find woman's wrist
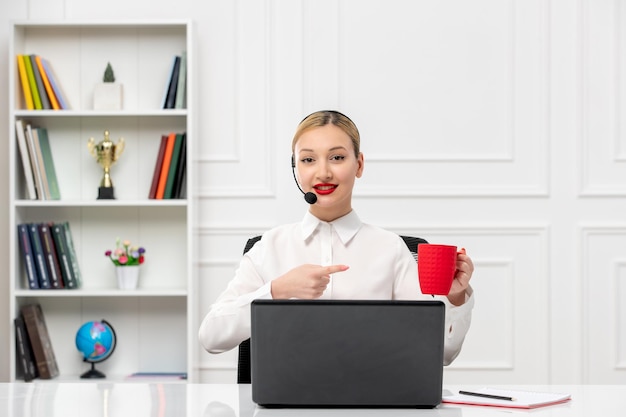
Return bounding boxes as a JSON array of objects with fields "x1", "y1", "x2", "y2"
[
  {"x1": 270, "y1": 277, "x2": 288, "y2": 299},
  {"x1": 446, "y1": 291, "x2": 466, "y2": 306}
]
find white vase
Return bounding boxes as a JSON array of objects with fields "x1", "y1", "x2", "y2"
[{"x1": 116, "y1": 266, "x2": 140, "y2": 290}]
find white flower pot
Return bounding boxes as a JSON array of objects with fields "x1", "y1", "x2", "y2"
[
  {"x1": 116, "y1": 265, "x2": 139, "y2": 290},
  {"x1": 94, "y1": 83, "x2": 123, "y2": 110}
]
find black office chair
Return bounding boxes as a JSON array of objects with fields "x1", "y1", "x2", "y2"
[
  {"x1": 236, "y1": 234, "x2": 427, "y2": 383},
  {"x1": 236, "y1": 236, "x2": 262, "y2": 384}
]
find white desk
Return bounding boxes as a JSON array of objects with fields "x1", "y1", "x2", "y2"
[{"x1": 1, "y1": 383, "x2": 624, "y2": 416}]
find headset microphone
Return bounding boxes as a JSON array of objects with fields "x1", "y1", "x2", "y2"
[{"x1": 291, "y1": 156, "x2": 317, "y2": 204}]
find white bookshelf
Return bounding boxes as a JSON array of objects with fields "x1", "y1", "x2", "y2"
[{"x1": 8, "y1": 21, "x2": 195, "y2": 382}]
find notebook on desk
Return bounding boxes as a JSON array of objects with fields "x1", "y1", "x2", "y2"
[{"x1": 250, "y1": 299, "x2": 445, "y2": 408}]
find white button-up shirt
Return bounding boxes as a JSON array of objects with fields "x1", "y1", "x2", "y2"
[{"x1": 199, "y1": 210, "x2": 474, "y2": 365}]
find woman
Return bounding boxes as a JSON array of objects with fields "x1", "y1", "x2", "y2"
[{"x1": 199, "y1": 110, "x2": 474, "y2": 365}]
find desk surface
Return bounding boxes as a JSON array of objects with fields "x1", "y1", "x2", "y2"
[{"x1": 1, "y1": 383, "x2": 624, "y2": 417}]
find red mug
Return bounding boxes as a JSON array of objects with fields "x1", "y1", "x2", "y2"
[{"x1": 417, "y1": 244, "x2": 458, "y2": 296}]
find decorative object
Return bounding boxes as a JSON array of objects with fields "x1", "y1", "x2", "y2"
[
  {"x1": 93, "y1": 62, "x2": 123, "y2": 110},
  {"x1": 105, "y1": 238, "x2": 146, "y2": 266},
  {"x1": 75, "y1": 320, "x2": 117, "y2": 378},
  {"x1": 88, "y1": 130, "x2": 125, "y2": 199},
  {"x1": 116, "y1": 265, "x2": 140, "y2": 290},
  {"x1": 105, "y1": 238, "x2": 146, "y2": 289}
]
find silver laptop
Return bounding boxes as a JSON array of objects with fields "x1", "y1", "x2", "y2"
[{"x1": 250, "y1": 299, "x2": 445, "y2": 408}]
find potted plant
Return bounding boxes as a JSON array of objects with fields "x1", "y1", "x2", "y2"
[
  {"x1": 94, "y1": 62, "x2": 123, "y2": 110},
  {"x1": 105, "y1": 238, "x2": 146, "y2": 289}
]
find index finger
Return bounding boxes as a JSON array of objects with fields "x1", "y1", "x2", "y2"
[{"x1": 324, "y1": 264, "x2": 350, "y2": 274}]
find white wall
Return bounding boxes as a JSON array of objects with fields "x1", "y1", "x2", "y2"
[{"x1": 2, "y1": 0, "x2": 626, "y2": 385}]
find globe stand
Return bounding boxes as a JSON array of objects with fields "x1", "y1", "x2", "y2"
[{"x1": 80, "y1": 361, "x2": 106, "y2": 379}]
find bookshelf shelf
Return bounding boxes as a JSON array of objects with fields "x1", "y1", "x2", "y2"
[
  {"x1": 14, "y1": 289, "x2": 188, "y2": 298},
  {"x1": 14, "y1": 199, "x2": 188, "y2": 207},
  {"x1": 14, "y1": 110, "x2": 189, "y2": 118},
  {"x1": 8, "y1": 21, "x2": 194, "y2": 382}
]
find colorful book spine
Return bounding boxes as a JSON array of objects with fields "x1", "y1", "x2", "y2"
[
  {"x1": 14, "y1": 315, "x2": 38, "y2": 381},
  {"x1": 61, "y1": 221, "x2": 82, "y2": 288},
  {"x1": 50, "y1": 222, "x2": 78, "y2": 289},
  {"x1": 38, "y1": 223, "x2": 64, "y2": 289},
  {"x1": 15, "y1": 119, "x2": 37, "y2": 200},
  {"x1": 23, "y1": 55, "x2": 42, "y2": 110},
  {"x1": 25, "y1": 123, "x2": 45, "y2": 200},
  {"x1": 35, "y1": 128, "x2": 61, "y2": 200},
  {"x1": 28, "y1": 223, "x2": 51, "y2": 289},
  {"x1": 163, "y1": 55, "x2": 181, "y2": 109},
  {"x1": 161, "y1": 55, "x2": 178, "y2": 109},
  {"x1": 16, "y1": 55, "x2": 34, "y2": 110},
  {"x1": 164, "y1": 133, "x2": 184, "y2": 199},
  {"x1": 29, "y1": 55, "x2": 51, "y2": 110},
  {"x1": 34, "y1": 55, "x2": 60, "y2": 110},
  {"x1": 149, "y1": 135, "x2": 168, "y2": 199},
  {"x1": 171, "y1": 133, "x2": 187, "y2": 199},
  {"x1": 156, "y1": 132, "x2": 176, "y2": 199},
  {"x1": 20, "y1": 304, "x2": 59, "y2": 379},
  {"x1": 174, "y1": 51, "x2": 187, "y2": 109},
  {"x1": 177, "y1": 170, "x2": 187, "y2": 199},
  {"x1": 30, "y1": 127, "x2": 51, "y2": 199},
  {"x1": 17, "y1": 224, "x2": 39, "y2": 289},
  {"x1": 40, "y1": 58, "x2": 69, "y2": 110}
]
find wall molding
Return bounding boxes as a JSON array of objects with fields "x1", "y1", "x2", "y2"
[
  {"x1": 579, "y1": 0, "x2": 626, "y2": 196},
  {"x1": 580, "y1": 225, "x2": 626, "y2": 382}
]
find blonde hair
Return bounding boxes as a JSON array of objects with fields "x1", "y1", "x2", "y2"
[{"x1": 291, "y1": 110, "x2": 360, "y2": 158}]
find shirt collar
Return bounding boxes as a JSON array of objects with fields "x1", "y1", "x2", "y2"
[{"x1": 301, "y1": 210, "x2": 362, "y2": 244}]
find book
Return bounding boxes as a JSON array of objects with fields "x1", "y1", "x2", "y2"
[
  {"x1": 171, "y1": 133, "x2": 187, "y2": 198},
  {"x1": 164, "y1": 133, "x2": 184, "y2": 199},
  {"x1": 20, "y1": 304, "x2": 59, "y2": 379},
  {"x1": 34, "y1": 55, "x2": 60, "y2": 110},
  {"x1": 27, "y1": 223, "x2": 51, "y2": 289},
  {"x1": 50, "y1": 222, "x2": 79, "y2": 289},
  {"x1": 442, "y1": 388, "x2": 572, "y2": 409},
  {"x1": 29, "y1": 55, "x2": 51, "y2": 110},
  {"x1": 15, "y1": 120, "x2": 37, "y2": 200},
  {"x1": 38, "y1": 223, "x2": 64, "y2": 289},
  {"x1": 148, "y1": 135, "x2": 168, "y2": 199},
  {"x1": 17, "y1": 224, "x2": 39, "y2": 289},
  {"x1": 40, "y1": 58, "x2": 69, "y2": 110},
  {"x1": 16, "y1": 55, "x2": 34, "y2": 110},
  {"x1": 24, "y1": 123, "x2": 46, "y2": 200},
  {"x1": 155, "y1": 132, "x2": 177, "y2": 199},
  {"x1": 61, "y1": 221, "x2": 82, "y2": 288},
  {"x1": 35, "y1": 128, "x2": 61, "y2": 200},
  {"x1": 174, "y1": 51, "x2": 187, "y2": 109},
  {"x1": 14, "y1": 315, "x2": 38, "y2": 381},
  {"x1": 160, "y1": 56, "x2": 174, "y2": 108},
  {"x1": 178, "y1": 169, "x2": 187, "y2": 199},
  {"x1": 163, "y1": 55, "x2": 181, "y2": 109},
  {"x1": 30, "y1": 127, "x2": 51, "y2": 199},
  {"x1": 23, "y1": 55, "x2": 42, "y2": 110}
]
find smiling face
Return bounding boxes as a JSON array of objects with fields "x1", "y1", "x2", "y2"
[{"x1": 294, "y1": 123, "x2": 364, "y2": 222}]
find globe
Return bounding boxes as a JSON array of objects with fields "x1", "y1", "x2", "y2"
[{"x1": 75, "y1": 320, "x2": 117, "y2": 378}]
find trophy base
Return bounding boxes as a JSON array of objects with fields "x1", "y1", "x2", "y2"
[{"x1": 97, "y1": 187, "x2": 115, "y2": 200}]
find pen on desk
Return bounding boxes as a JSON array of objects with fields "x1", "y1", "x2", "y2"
[{"x1": 458, "y1": 390, "x2": 516, "y2": 401}]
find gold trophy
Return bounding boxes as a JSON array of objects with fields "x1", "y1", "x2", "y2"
[{"x1": 87, "y1": 130, "x2": 125, "y2": 199}]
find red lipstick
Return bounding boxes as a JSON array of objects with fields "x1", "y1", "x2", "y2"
[{"x1": 313, "y1": 183, "x2": 337, "y2": 195}]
